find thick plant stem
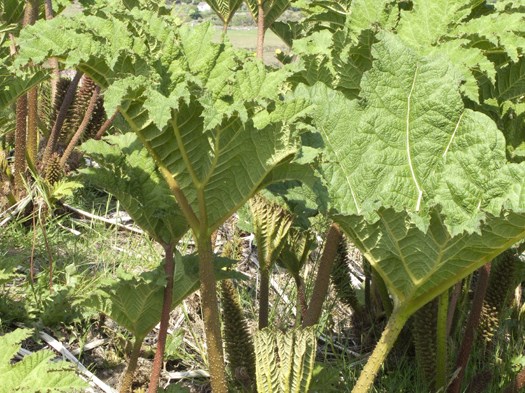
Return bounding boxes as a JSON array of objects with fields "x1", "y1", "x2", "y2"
[
  {"x1": 198, "y1": 236, "x2": 228, "y2": 393},
  {"x1": 436, "y1": 290, "x2": 449, "y2": 392},
  {"x1": 256, "y1": 1, "x2": 265, "y2": 59},
  {"x1": 147, "y1": 244, "x2": 175, "y2": 393},
  {"x1": 351, "y1": 307, "x2": 408, "y2": 393},
  {"x1": 24, "y1": 1, "x2": 39, "y2": 167},
  {"x1": 26, "y1": 86, "x2": 38, "y2": 166},
  {"x1": 120, "y1": 338, "x2": 143, "y2": 393},
  {"x1": 303, "y1": 224, "x2": 342, "y2": 327},
  {"x1": 59, "y1": 86, "x2": 100, "y2": 168},
  {"x1": 94, "y1": 111, "x2": 117, "y2": 140},
  {"x1": 447, "y1": 264, "x2": 491, "y2": 393},
  {"x1": 14, "y1": 93, "x2": 28, "y2": 196},
  {"x1": 258, "y1": 269, "x2": 270, "y2": 329}
]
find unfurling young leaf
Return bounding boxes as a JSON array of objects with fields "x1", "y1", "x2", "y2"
[{"x1": 254, "y1": 327, "x2": 317, "y2": 393}]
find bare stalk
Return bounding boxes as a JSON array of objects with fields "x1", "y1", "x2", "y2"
[
  {"x1": 94, "y1": 111, "x2": 117, "y2": 140},
  {"x1": 148, "y1": 244, "x2": 176, "y2": 393},
  {"x1": 447, "y1": 264, "x2": 491, "y2": 393},
  {"x1": 302, "y1": 224, "x2": 342, "y2": 327},
  {"x1": 59, "y1": 86, "x2": 100, "y2": 168},
  {"x1": 256, "y1": 0, "x2": 265, "y2": 60}
]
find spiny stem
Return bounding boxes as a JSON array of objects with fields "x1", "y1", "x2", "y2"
[
  {"x1": 120, "y1": 338, "x2": 143, "y2": 393},
  {"x1": 94, "y1": 111, "x2": 117, "y2": 140},
  {"x1": 256, "y1": 0, "x2": 265, "y2": 60},
  {"x1": 59, "y1": 85, "x2": 100, "y2": 168},
  {"x1": 198, "y1": 236, "x2": 228, "y2": 393},
  {"x1": 351, "y1": 307, "x2": 409, "y2": 393}
]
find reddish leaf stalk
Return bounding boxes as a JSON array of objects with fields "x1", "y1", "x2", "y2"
[
  {"x1": 447, "y1": 264, "x2": 492, "y2": 393},
  {"x1": 14, "y1": 93, "x2": 28, "y2": 196},
  {"x1": 42, "y1": 72, "x2": 82, "y2": 168},
  {"x1": 59, "y1": 86, "x2": 100, "y2": 168},
  {"x1": 94, "y1": 111, "x2": 118, "y2": 140},
  {"x1": 302, "y1": 224, "x2": 342, "y2": 327},
  {"x1": 258, "y1": 269, "x2": 270, "y2": 329},
  {"x1": 147, "y1": 244, "x2": 175, "y2": 393}
]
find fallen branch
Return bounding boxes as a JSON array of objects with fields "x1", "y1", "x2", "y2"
[
  {"x1": 70, "y1": 338, "x2": 108, "y2": 356},
  {"x1": 62, "y1": 203, "x2": 144, "y2": 235},
  {"x1": 166, "y1": 370, "x2": 210, "y2": 380}
]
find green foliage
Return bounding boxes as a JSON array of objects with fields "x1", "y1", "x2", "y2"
[
  {"x1": 16, "y1": 5, "x2": 307, "y2": 235},
  {"x1": 302, "y1": 32, "x2": 525, "y2": 317},
  {"x1": 250, "y1": 193, "x2": 294, "y2": 271},
  {"x1": 278, "y1": 226, "x2": 314, "y2": 279},
  {"x1": 80, "y1": 133, "x2": 189, "y2": 245},
  {"x1": 254, "y1": 327, "x2": 317, "y2": 393},
  {"x1": 85, "y1": 251, "x2": 242, "y2": 342},
  {"x1": 0, "y1": 328, "x2": 87, "y2": 393}
]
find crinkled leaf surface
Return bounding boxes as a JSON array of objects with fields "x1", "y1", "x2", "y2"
[
  {"x1": 17, "y1": 10, "x2": 301, "y2": 234},
  {"x1": 79, "y1": 133, "x2": 188, "y2": 245},
  {"x1": 303, "y1": 33, "x2": 525, "y2": 313}
]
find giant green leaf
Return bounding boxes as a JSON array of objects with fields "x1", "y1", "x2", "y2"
[
  {"x1": 79, "y1": 133, "x2": 189, "y2": 245},
  {"x1": 17, "y1": 12, "x2": 301, "y2": 234},
  {"x1": 302, "y1": 32, "x2": 525, "y2": 391}
]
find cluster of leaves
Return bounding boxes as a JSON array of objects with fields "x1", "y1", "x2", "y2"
[{"x1": 3, "y1": 0, "x2": 525, "y2": 392}]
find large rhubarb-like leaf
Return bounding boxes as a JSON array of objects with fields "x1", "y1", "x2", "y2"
[
  {"x1": 16, "y1": 10, "x2": 302, "y2": 234},
  {"x1": 304, "y1": 32, "x2": 525, "y2": 314},
  {"x1": 302, "y1": 31, "x2": 525, "y2": 392}
]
